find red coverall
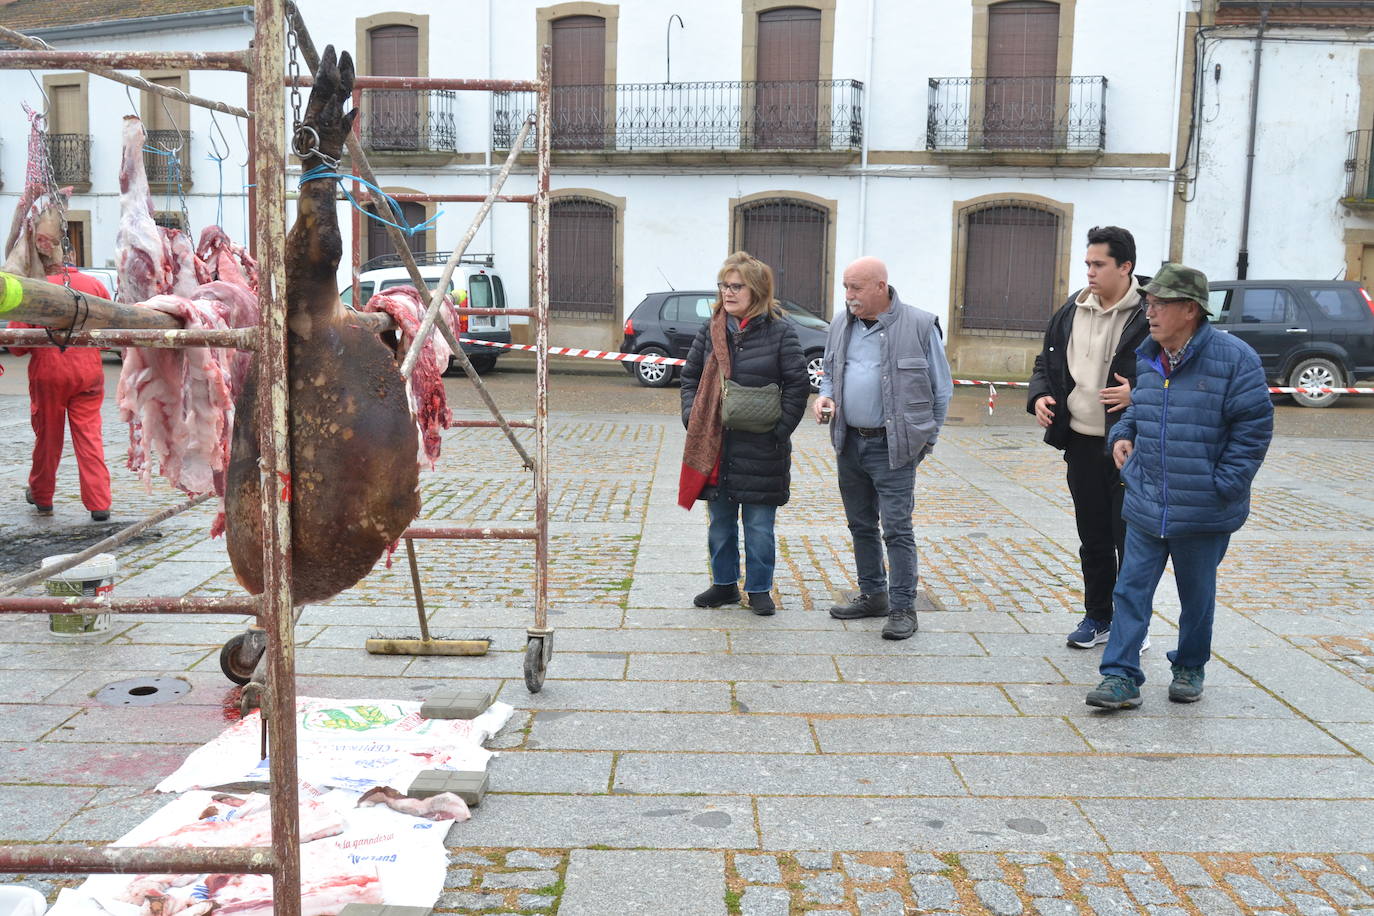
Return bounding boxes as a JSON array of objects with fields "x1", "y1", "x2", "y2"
[{"x1": 9, "y1": 269, "x2": 113, "y2": 512}]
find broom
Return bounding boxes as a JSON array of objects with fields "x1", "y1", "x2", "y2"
[{"x1": 364, "y1": 538, "x2": 491, "y2": 656}]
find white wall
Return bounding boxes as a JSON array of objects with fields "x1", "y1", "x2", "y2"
[{"x1": 1184, "y1": 30, "x2": 1374, "y2": 282}]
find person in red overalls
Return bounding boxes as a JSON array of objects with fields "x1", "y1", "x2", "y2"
[{"x1": 9, "y1": 227, "x2": 113, "y2": 521}]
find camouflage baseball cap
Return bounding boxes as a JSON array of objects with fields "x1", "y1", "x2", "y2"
[{"x1": 1143, "y1": 263, "x2": 1211, "y2": 311}]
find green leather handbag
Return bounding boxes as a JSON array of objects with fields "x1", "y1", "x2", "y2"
[{"x1": 720, "y1": 372, "x2": 782, "y2": 434}]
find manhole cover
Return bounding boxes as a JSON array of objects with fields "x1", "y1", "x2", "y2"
[{"x1": 96, "y1": 676, "x2": 190, "y2": 706}]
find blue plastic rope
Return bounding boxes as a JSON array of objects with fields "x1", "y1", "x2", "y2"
[{"x1": 298, "y1": 166, "x2": 442, "y2": 237}]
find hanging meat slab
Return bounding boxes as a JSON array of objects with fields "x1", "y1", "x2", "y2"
[{"x1": 224, "y1": 47, "x2": 420, "y2": 605}]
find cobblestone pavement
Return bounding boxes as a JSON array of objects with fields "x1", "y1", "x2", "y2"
[{"x1": 1, "y1": 365, "x2": 1373, "y2": 915}]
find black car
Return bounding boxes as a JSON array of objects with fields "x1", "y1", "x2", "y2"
[
  {"x1": 621, "y1": 290, "x2": 829, "y2": 392},
  {"x1": 1207, "y1": 280, "x2": 1374, "y2": 407}
]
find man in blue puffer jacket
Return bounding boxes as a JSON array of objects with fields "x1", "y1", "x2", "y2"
[{"x1": 1086, "y1": 264, "x2": 1273, "y2": 710}]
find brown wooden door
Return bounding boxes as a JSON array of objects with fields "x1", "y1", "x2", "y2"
[
  {"x1": 367, "y1": 200, "x2": 426, "y2": 262},
  {"x1": 552, "y1": 16, "x2": 606, "y2": 150},
  {"x1": 985, "y1": 0, "x2": 1058, "y2": 149},
  {"x1": 739, "y1": 199, "x2": 826, "y2": 316},
  {"x1": 962, "y1": 203, "x2": 1058, "y2": 331},
  {"x1": 550, "y1": 198, "x2": 615, "y2": 316},
  {"x1": 755, "y1": 7, "x2": 820, "y2": 149},
  {"x1": 369, "y1": 25, "x2": 420, "y2": 150}
]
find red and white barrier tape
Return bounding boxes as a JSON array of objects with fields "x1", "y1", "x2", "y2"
[{"x1": 458, "y1": 339, "x2": 1374, "y2": 413}]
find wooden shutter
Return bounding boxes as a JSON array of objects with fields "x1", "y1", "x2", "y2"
[
  {"x1": 369, "y1": 26, "x2": 420, "y2": 150},
  {"x1": 551, "y1": 16, "x2": 606, "y2": 150},
  {"x1": 550, "y1": 197, "x2": 615, "y2": 316},
  {"x1": 50, "y1": 84, "x2": 82, "y2": 134},
  {"x1": 367, "y1": 201, "x2": 426, "y2": 262},
  {"x1": 755, "y1": 7, "x2": 820, "y2": 148},
  {"x1": 739, "y1": 199, "x2": 827, "y2": 317},
  {"x1": 985, "y1": 0, "x2": 1059, "y2": 148},
  {"x1": 962, "y1": 203, "x2": 1058, "y2": 331}
]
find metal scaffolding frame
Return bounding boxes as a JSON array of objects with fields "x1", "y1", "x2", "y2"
[{"x1": 0, "y1": 0, "x2": 553, "y2": 910}]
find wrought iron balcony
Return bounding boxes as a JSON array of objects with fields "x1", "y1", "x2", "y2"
[
  {"x1": 47, "y1": 133, "x2": 91, "y2": 185},
  {"x1": 927, "y1": 76, "x2": 1106, "y2": 152},
  {"x1": 1344, "y1": 129, "x2": 1374, "y2": 206},
  {"x1": 358, "y1": 89, "x2": 458, "y2": 153},
  {"x1": 143, "y1": 130, "x2": 193, "y2": 185},
  {"x1": 493, "y1": 79, "x2": 864, "y2": 153}
]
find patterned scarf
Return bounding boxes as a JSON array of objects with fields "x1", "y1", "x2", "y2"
[{"x1": 677, "y1": 308, "x2": 732, "y2": 509}]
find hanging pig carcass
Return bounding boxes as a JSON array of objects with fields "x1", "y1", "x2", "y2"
[{"x1": 224, "y1": 47, "x2": 421, "y2": 605}]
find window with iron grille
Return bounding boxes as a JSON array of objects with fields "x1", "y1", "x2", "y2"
[
  {"x1": 153, "y1": 211, "x2": 186, "y2": 230},
  {"x1": 960, "y1": 201, "x2": 1062, "y2": 333},
  {"x1": 365, "y1": 200, "x2": 427, "y2": 263},
  {"x1": 736, "y1": 197, "x2": 829, "y2": 317},
  {"x1": 550, "y1": 196, "x2": 616, "y2": 318}
]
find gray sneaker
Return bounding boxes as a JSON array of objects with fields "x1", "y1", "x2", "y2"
[
  {"x1": 829, "y1": 592, "x2": 889, "y2": 620},
  {"x1": 1086, "y1": 675, "x2": 1142, "y2": 710},
  {"x1": 1168, "y1": 664, "x2": 1205, "y2": 703}
]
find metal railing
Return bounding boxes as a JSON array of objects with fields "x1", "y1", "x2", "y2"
[
  {"x1": 1345, "y1": 129, "x2": 1374, "y2": 203},
  {"x1": 493, "y1": 79, "x2": 863, "y2": 152},
  {"x1": 143, "y1": 129, "x2": 192, "y2": 184},
  {"x1": 927, "y1": 75, "x2": 1106, "y2": 152},
  {"x1": 47, "y1": 132, "x2": 91, "y2": 184},
  {"x1": 358, "y1": 88, "x2": 458, "y2": 153}
]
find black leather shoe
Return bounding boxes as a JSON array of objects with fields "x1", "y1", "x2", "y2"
[
  {"x1": 829, "y1": 592, "x2": 889, "y2": 620},
  {"x1": 693, "y1": 583, "x2": 741, "y2": 608},
  {"x1": 747, "y1": 592, "x2": 776, "y2": 616},
  {"x1": 881, "y1": 608, "x2": 918, "y2": 640},
  {"x1": 90, "y1": 510, "x2": 110, "y2": 522}
]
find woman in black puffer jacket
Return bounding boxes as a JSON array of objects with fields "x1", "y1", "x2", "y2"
[{"x1": 678, "y1": 251, "x2": 809, "y2": 615}]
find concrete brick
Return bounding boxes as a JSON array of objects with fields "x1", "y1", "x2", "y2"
[
  {"x1": 976, "y1": 880, "x2": 1024, "y2": 915},
  {"x1": 734, "y1": 854, "x2": 781, "y2": 884}
]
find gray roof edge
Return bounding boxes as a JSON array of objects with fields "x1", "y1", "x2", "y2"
[{"x1": 18, "y1": 6, "x2": 254, "y2": 43}]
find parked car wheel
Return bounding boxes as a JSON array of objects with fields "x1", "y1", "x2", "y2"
[
  {"x1": 634, "y1": 347, "x2": 674, "y2": 387},
  {"x1": 1288, "y1": 356, "x2": 1343, "y2": 408},
  {"x1": 804, "y1": 350, "x2": 824, "y2": 393}
]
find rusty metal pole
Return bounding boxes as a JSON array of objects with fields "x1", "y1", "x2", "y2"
[
  {"x1": 251, "y1": 1, "x2": 301, "y2": 912},
  {"x1": 533, "y1": 45, "x2": 552, "y2": 635}
]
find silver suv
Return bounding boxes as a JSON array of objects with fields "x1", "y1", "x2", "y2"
[{"x1": 341, "y1": 253, "x2": 511, "y2": 373}]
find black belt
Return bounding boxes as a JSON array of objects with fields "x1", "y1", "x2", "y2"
[{"x1": 851, "y1": 425, "x2": 886, "y2": 438}]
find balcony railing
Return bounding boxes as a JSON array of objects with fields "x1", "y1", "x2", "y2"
[
  {"x1": 493, "y1": 79, "x2": 864, "y2": 152},
  {"x1": 927, "y1": 76, "x2": 1106, "y2": 152},
  {"x1": 1344, "y1": 129, "x2": 1374, "y2": 204},
  {"x1": 143, "y1": 130, "x2": 192, "y2": 184},
  {"x1": 47, "y1": 133, "x2": 91, "y2": 185},
  {"x1": 358, "y1": 89, "x2": 458, "y2": 153}
]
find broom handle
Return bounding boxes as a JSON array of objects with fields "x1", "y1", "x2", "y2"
[{"x1": 405, "y1": 538, "x2": 431, "y2": 642}]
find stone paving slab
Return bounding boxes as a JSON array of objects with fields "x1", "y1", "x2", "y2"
[
  {"x1": 1076, "y1": 715, "x2": 1352, "y2": 755},
  {"x1": 1003, "y1": 682, "x2": 1298, "y2": 718},
  {"x1": 526, "y1": 710, "x2": 817, "y2": 753},
  {"x1": 835, "y1": 654, "x2": 1065, "y2": 683},
  {"x1": 1081, "y1": 799, "x2": 1374, "y2": 851},
  {"x1": 558, "y1": 849, "x2": 725, "y2": 916},
  {"x1": 501, "y1": 678, "x2": 732, "y2": 712},
  {"x1": 625, "y1": 652, "x2": 840, "y2": 682},
  {"x1": 1226, "y1": 646, "x2": 1374, "y2": 723},
  {"x1": 484, "y1": 750, "x2": 613, "y2": 794},
  {"x1": 812, "y1": 715, "x2": 1089, "y2": 754},
  {"x1": 443, "y1": 795, "x2": 756, "y2": 848},
  {"x1": 612, "y1": 752, "x2": 967, "y2": 797},
  {"x1": 732, "y1": 682, "x2": 1018, "y2": 716},
  {"x1": 728, "y1": 629, "x2": 986, "y2": 656}
]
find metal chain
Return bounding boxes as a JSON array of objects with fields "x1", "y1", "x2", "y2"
[
  {"x1": 29, "y1": 106, "x2": 73, "y2": 285},
  {"x1": 287, "y1": 25, "x2": 303, "y2": 130}
]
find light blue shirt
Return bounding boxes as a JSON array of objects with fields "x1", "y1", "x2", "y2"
[{"x1": 820, "y1": 308, "x2": 952, "y2": 430}]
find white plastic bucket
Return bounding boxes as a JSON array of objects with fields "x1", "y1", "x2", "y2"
[
  {"x1": 0, "y1": 885, "x2": 47, "y2": 915},
  {"x1": 42, "y1": 552, "x2": 116, "y2": 636}
]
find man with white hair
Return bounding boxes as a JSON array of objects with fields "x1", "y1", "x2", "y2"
[{"x1": 813, "y1": 257, "x2": 952, "y2": 640}]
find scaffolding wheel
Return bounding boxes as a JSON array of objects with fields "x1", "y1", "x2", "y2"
[
  {"x1": 220, "y1": 628, "x2": 268, "y2": 686},
  {"x1": 523, "y1": 634, "x2": 550, "y2": 693}
]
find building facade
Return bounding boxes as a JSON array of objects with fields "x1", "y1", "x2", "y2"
[{"x1": 5, "y1": 1, "x2": 1368, "y2": 376}]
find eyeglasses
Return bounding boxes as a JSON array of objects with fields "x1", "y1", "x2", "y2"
[
  {"x1": 717, "y1": 282, "x2": 746, "y2": 294},
  {"x1": 1144, "y1": 297, "x2": 1187, "y2": 313}
]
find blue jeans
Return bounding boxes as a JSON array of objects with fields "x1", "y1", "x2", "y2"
[
  {"x1": 837, "y1": 432, "x2": 918, "y2": 609},
  {"x1": 1101, "y1": 524, "x2": 1231, "y2": 685},
  {"x1": 706, "y1": 497, "x2": 778, "y2": 594}
]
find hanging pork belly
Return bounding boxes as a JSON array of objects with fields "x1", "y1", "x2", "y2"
[{"x1": 224, "y1": 47, "x2": 420, "y2": 605}]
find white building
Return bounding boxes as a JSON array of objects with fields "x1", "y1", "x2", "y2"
[{"x1": 12, "y1": 1, "x2": 1365, "y2": 376}]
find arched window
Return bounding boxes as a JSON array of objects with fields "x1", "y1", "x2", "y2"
[
  {"x1": 737, "y1": 197, "x2": 828, "y2": 316},
  {"x1": 961, "y1": 201, "x2": 1061, "y2": 331},
  {"x1": 550, "y1": 196, "x2": 616, "y2": 316}
]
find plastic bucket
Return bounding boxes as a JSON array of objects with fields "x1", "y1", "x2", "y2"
[{"x1": 42, "y1": 552, "x2": 115, "y2": 636}]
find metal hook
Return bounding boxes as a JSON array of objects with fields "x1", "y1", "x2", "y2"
[
  {"x1": 125, "y1": 84, "x2": 140, "y2": 118},
  {"x1": 154, "y1": 92, "x2": 185, "y2": 152},
  {"x1": 207, "y1": 110, "x2": 231, "y2": 161},
  {"x1": 27, "y1": 70, "x2": 51, "y2": 117},
  {"x1": 233, "y1": 116, "x2": 250, "y2": 167}
]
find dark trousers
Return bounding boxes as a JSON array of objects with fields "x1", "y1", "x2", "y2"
[{"x1": 1064, "y1": 430, "x2": 1125, "y2": 623}]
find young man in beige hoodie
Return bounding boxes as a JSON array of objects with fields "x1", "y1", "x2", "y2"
[{"x1": 1027, "y1": 226, "x2": 1150, "y2": 649}]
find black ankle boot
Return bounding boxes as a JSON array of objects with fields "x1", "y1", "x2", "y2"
[
  {"x1": 693, "y1": 583, "x2": 741, "y2": 608},
  {"x1": 747, "y1": 592, "x2": 776, "y2": 616}
]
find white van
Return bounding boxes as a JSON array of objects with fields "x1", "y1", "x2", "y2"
[{"x1": 340, "y1": 252, "x2": 511, "y2": 373}]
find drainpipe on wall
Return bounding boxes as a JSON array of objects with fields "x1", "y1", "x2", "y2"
[
  {"x1": 1236, "y1": 3, "x2": 1269, "y2": 280},
  {"x1": 856, "y1": 0, "x2": 876, "y2": 257}
]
